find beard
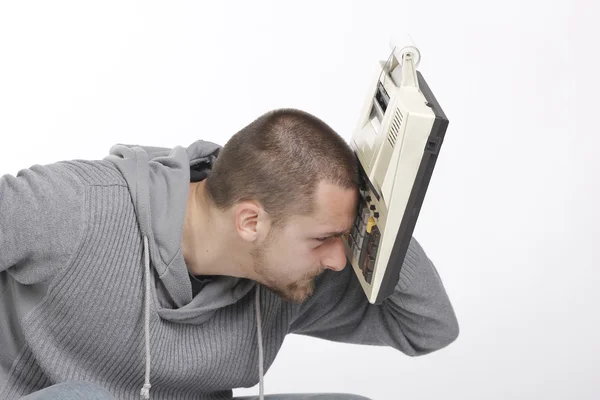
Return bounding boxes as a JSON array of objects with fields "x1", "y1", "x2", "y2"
[{"x1": 250, "y1": 240, "x2": 321, "y2": 304}]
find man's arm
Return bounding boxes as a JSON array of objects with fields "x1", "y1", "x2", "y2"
[
  {"x1": 0, "y1": 162, "x2": 85, "y2": 283},
  {"x1": 289, "y1": 236, "x2": 459, "y2": 356}
]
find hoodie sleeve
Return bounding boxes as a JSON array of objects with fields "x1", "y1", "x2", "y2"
[
  {"x1": 0, "y1": 162, "x2": 86, "y2": 284},
  {"x1": 289, "y1": 236, "x2": 459, "y2": 356}
]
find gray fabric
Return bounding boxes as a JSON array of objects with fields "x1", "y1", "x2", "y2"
[
  {"x1": 21, "y1": 381, "x2": 116, "y2": 400},
  {"x1": 0, "y1": 139, "x2": 459, "y2": 399}
]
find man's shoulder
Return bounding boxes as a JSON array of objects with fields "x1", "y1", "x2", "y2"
[
  {"x1": 57, "y1": 158, "x2": 128, "y2": 187},
  {"x1": 295, "y1": 264, "x2": 358, "y2": 309}
]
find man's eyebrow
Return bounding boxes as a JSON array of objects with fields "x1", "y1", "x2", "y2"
[{"x1": 320, "y1": 229, "x2": 350, "y2": 237}]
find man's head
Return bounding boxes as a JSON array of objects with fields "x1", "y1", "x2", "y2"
[{"x1": 203, "y1": 108, "x2": 360, "y2": 303}]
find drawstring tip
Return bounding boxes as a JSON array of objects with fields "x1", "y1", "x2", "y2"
[{"x1": 140, "y1": 383, "x2": 151, "y2": 399}]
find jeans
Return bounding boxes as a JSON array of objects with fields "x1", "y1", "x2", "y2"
[
  {"x1": 233, "y1": 395, "x2": 371, "y2": 399},
  {"x1": 20, "y1": 381, "x2": 371, "y2": 400}
]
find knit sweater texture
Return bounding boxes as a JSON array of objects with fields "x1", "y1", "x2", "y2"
[{"x1": 0, "y1": 140, "x2": 459, "y2": 399}]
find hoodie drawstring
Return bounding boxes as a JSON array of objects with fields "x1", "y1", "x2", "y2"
[
  {"x1": 141, "y1": 236, "x2": 152, "y2": 399},
  {"x1": 255, "y1": 284, "x2": 264, "y2": 400},
  {"x1": 138, "y1": 235, "x2": 264, "y2": 400}
]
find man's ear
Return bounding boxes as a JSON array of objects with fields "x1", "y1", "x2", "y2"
[{"x1": 234, "y1": 201, "x2": 270, "y2": 243}]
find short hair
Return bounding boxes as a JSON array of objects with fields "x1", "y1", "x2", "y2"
[{"x1": 204, "y1": 108, "x2": 360, "y2": 228}]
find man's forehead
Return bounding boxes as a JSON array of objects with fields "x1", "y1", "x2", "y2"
[
  {"x1": 313, "y1": 199, "x2": 356, "y2": 222},
  {"x1": 311, "y1": 183, "x2": 358, "y2": 227}
]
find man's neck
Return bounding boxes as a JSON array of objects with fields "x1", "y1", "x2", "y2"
[{"x1": 182, "y1": 181, "x2": 252, "y2": 280}]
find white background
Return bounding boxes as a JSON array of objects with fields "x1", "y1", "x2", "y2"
[{"x1": 1, "y1": 1, "x2": 598, "y2": 399}]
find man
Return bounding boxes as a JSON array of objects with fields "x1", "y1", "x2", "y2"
[{"x1": 0, "y1": 108, "x2": 459, "y2": 400}]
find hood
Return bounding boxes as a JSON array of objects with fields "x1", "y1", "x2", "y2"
[
  {"x1": 104, "y1": 139, "x2": 256, "y2": 323},
  {"x1": 104, "y1": 140, "x2": 266, "y2": 400}
]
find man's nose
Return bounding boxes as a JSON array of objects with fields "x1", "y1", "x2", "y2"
[{"x1": 322, "y1": 237, "x2": 347, "y2": 272}]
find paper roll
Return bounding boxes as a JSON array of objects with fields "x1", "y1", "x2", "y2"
[{"x1": 389, "y1": 34, "x2": 421, "y2": 67}]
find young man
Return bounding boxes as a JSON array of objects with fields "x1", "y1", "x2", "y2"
[{"x1": 0, "y1": 109, "x2": 459, "y2": 400}]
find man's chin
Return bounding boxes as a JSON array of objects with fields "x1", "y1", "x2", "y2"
[{"x1": 271, "y1": 279, "x2": 315, "y2": 304}]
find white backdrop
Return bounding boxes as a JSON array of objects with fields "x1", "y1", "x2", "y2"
[{"x1": 1, "y1": 1, "x2": 598, "y2": 399}]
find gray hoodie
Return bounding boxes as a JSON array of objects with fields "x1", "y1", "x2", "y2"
[{"x1": 0, "y1": 139, "x2": 459, "y2": 399}]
